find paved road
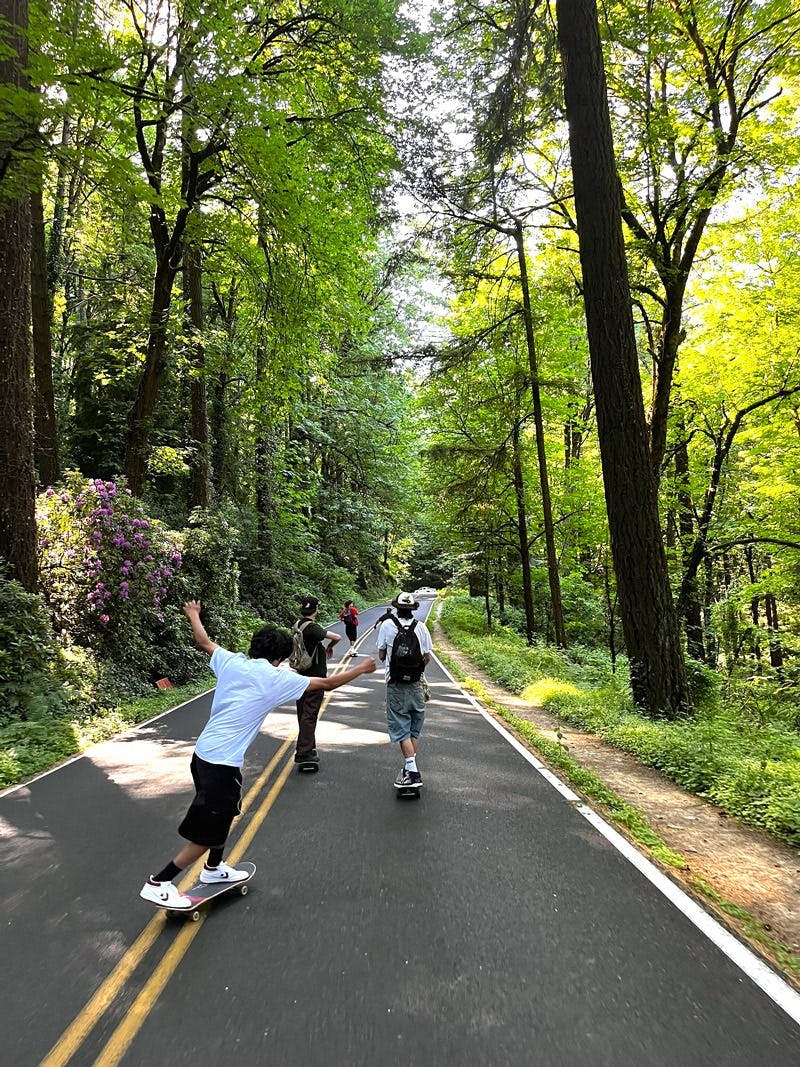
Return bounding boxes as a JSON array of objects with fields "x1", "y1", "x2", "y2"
[{"x1": 1, "y1": 600, "x2": 799, "y2": 1065}]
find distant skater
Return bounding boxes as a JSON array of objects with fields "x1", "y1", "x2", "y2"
[
  {"x1": 291, "y1": 595, "x2": 341, "y2": 769},
  {"x1": 339, "y1": 600, "x2": 359, "y2": 656},
  {"x1": 140, "y1": 600, "x2": 375, "y2": 908},
  {"x1": 376, "y1": 592, "x2": 432, "y2": 789}
]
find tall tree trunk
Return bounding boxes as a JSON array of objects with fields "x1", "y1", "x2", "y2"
[
  {"x1": 47, "y1": 109, "x2": 73, "y2": 300},
  {"x1": 483, "y1": 551, "x2": 493, "y2": 632},
  {"x1": 764, "y1": 593, "x2": 784, "y2": 677},
  {"x1": 603, "y1": 553, "x2": 617, "y2": 671},
  {"x1": 0, "y1": 0, "x2": 38, "y2": 590},
  {"x1": 649, "y1": 290, "x2": 685, "y2": 476},
  {"x1": 210, "y1": 368, "x2": 230, "y2": 498},
  {"x1": 674, "y1": 430, "x2": 704, "y2": 661},
  {"x1": 555, "y1": 0, "x2": 690, "y2": 716},
  {"x1": 124, "y1": 261, "x2": 178, "y2": 493},
  {"x1": 515, "y1": 221, "x2": 567, "y2": 647},
  {"x1": 744, "y1": 544, "x2": 762, "y2": 670},
  {"x1": 30, "y1": 184, "x2": 60, "y2": 485},
  {"x1": 511, "y1": 420, "x2": 535, "y2": 645},
  {"x1": 254, "y1": 344, "x2": 273, "y2": 569},
  {"x1": 496, "y1": 568, "x2": 505, "y2": 615},
  {"x1": 183, "y1": 243, "x2": 209, "y2": 509}
]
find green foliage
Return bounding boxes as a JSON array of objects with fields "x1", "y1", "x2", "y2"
[
  {"x1": 0, "y1": 570, "x2": 70, "y2": 724},
  {"x1": 441, "y1": 592, "x2": 800, "y2": 846},
  {"x1": 180, "y1": 506, "x2": 242, "y2": 649}
]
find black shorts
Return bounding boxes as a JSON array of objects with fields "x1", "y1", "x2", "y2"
[
  {"x1": 344, "y1": 622, "x2": 357, "y2": 641},
  {"x1": 178, "y1": 754, "x2": 243, "y2": 847}
]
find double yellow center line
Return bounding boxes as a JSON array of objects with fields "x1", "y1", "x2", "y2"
[{"x1": 41, "y1": 643, "x2": 369, "y2": 1066}]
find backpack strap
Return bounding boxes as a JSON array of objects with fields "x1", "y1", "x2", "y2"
[{"x1": 390, "y1": 617, "x2": 417, "y2": 634}]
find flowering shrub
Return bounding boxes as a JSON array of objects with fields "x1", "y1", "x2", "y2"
[{"x1": 37, "y1": 472, "x2": 184, "y2": 655}]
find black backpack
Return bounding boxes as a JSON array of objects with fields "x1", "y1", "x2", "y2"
[{"x1": 388, "y1": 617, "x2": 425, "y2": 683}]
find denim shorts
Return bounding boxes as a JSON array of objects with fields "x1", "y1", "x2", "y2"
[{"x1": 386, "y1": 681, "x2": 425, "y2": 743}]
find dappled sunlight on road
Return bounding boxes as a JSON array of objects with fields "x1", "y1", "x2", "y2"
[
  {"x1": 87, "y1": 737, "x2": 195, "y2": 797},
  {"x1": 428, "y1": 697, "x2": 480, "y2": 712},
  {"x1": 261, "y1": 711, "x2": 389, "y2": 747},
  {"x1": 0, "y1": 811, "x2": 53, "y2": 868}
]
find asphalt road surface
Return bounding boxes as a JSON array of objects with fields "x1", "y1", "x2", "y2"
[{"x1": 2, "y1": 599, "x2": 799, "y2": 1066}]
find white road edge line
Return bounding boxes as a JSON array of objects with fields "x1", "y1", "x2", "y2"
[
  {"x1": 431, "y1": 650, "x2": 800, "y2": 1028},
  {"x1": 0, "y1": 689, "x2": 216, "y2": 799}
]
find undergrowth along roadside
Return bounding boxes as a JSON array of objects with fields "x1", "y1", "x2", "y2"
[
  {"x1": 439, "y1": 594, "x2": 800, "y2": 847},
  {"x1": 435, "y1": 648, "x2": 800, "y2": 983}
]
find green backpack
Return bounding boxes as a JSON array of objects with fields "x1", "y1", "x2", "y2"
[{"x1": 289, "y1": 620, "x2": 313, "y2": 671}]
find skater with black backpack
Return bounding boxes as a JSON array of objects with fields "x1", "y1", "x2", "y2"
[{"x1": 376, "y1": 592, "x2": 432, "y2": 791}]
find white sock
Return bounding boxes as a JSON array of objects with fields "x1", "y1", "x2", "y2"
[{"x1": 404, "y1": 756, "x2": 417, "y2": 772}]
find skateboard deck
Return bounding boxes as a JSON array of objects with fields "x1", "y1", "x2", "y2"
[
  {"x1": 395, "y1": 782, "x2": 422, "y2": 799},
  {"x1": 157, "y1": 862, "x2": 256, "y2": 921},
  {"x1": 296, "y1": 759, "x2": 319, "y2": 773}
]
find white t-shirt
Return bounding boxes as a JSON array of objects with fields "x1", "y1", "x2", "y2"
[
  {"x1": 195, "y1": 648, "x2": 311, "y2": 767},
  {"x1": 376, "y1": 617, "x2": 433, "y2": 680}
]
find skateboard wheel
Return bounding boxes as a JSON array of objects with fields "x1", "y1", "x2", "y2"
[
  {"x1": 190, "y1": 910, "x2": 201, "y2": 922},
  {"x1": 239, "y1": 884, "x2": 249, "y2": 897}
]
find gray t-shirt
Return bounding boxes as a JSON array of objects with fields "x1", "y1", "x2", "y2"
[{"x1": 195, "y1": 648, "x2": 310, "y2": 767}]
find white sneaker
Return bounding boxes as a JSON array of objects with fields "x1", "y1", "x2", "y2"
[
  {"x1": 348, "y1": 647, "x2": 358, "y2": 657},
  {"x1": 200, "y1": 861, "x2": 248, "y2": 884},
  {"x1": 140, "y1": 878, "x2": 192, "y2": 908}
]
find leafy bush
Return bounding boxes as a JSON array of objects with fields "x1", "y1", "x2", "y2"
[
  {"x1": 180, "y1": 506, "x2": 242, "y2": 648},
  {"x1": 0, "y1": 570, "x2": 70, "y2": 724}
]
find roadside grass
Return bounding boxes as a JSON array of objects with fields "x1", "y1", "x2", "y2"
[
  {"x1": 435, "y1": 649, "x2": 800, "y2": 982},
  {"x1": 0, "y1": 677, "x2": 212, "y2": 790},
  {"x1": 439, "y1": 595, "x2": 800, "y2": 848}
]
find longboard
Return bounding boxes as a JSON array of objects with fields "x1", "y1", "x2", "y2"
[
  {"x1": 156, "y1": 862, "x2": 256, "y2": 921},
  {"x1": 296, "y1": 759, "x2": 319, "y2": 773}
]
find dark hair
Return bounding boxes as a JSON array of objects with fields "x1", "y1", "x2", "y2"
[
  {"x1": 343, "y1": 600, "x2": 353, "y2": 609},
  {"x1": 396, "y1": 607, "x2": 414, "y2": 618},
  {"x1": 249, "y1": 625, "x2": 293, "y2": 662},
  {"x1": 298, "y1": 595, "x2": 318, "y2": 617}
]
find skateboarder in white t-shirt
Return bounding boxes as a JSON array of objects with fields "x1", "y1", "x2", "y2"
[{"x1": 140, "y1": 600, "x2": 376, "y2": 907}]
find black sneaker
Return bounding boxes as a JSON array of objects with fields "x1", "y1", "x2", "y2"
[
  {"x1": 295, "y1": 749, "x2": 319, "y2": 764},
  {"x1": 394, "y1": 769, "x2": 422, "y2": 787}
]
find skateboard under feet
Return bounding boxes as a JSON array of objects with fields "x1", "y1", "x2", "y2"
[
  {"x1": 296, "y1": 759, "x2": 320, "y2": 773},
  {"x1": 155, "y1": 862, "x2": 256, "y2": 922},
  {"x1": 395, "y1": 781, "x2": 422, "y2": 800}
]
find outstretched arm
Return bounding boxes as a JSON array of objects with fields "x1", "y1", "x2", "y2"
[
  {"x1": 183, "y1": 600, "x2": 220, "y2": 656},
  {"x1": 307, "y1": 657, "x2": 376, "y2": 691}
]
